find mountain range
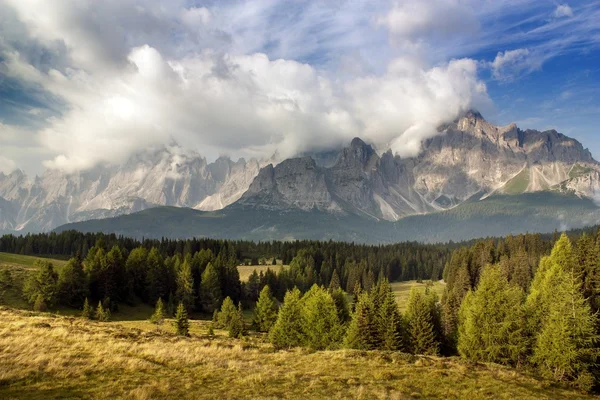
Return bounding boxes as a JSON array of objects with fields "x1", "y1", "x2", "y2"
[{"x1": 4, "y1": 111, "x2": 600, "y2": 242}]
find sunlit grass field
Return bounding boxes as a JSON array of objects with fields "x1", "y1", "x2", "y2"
[
  {"x1": 237, "y1": 264, "x2": 289, "y2": 282},
  {"x1": 0, "y1": 306, "x2": 591, "y2": 400},
  {"x1": 0, "y1": 252, "x2": 68, "y2": 269}
]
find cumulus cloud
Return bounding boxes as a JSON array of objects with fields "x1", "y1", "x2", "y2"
[
  {"x1": 553, "y1": 4, "x2": 574, "y2": 18},
  {"x1": 1, "y1": 0, "x2": 492, "y2": 173}
]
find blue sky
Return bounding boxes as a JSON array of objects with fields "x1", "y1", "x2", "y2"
[{"x1": 0, "y1": 0, "x2": 599, "y2": 174}]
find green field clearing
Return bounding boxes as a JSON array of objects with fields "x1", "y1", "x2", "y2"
[
  {"x1": 0, "y1": 252, "x2": 68, "y2": 269},
  {"x1": 391, "y1": 280, "x2": 446, "y2": 312}
]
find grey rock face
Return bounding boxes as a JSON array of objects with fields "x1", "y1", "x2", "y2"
[
  {"x1": 238, "y1": 111, "x2": 599, "y2": 221},
  {"x1": 2, "y1": 111, "x2": 597, "y2": 232},
  {"x1": 0, "y1": 147, "x2": 269, "y2": 232}
]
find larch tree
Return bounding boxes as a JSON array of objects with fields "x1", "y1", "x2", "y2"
[
  {"x1": 300, "y1": 285, "x2": 344, "y2": 350},
  {"x1": 253, "y1": 285, "x2": 278, "y2": 332},
  {"x1": 269, "y1": 288, "x2": 304, "y2": 349},
  {"x1": 176, "y1": 259, "x2": 195, "y2": 312},
  {"x1": 458, "y1": 264, "x2": 527, "y2": 365}
]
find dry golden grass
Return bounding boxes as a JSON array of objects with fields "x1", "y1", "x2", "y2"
[
  {"x1": 0, "y1": 307, "x2": 591, "y2": 399},
  {"x1": 237, "y1": 265, "x2": 289, "y2": 282}
]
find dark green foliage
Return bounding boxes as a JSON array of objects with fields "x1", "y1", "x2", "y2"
[
  {"x1": 330, "y1": 288, "x2": 351, "y2": 324},
  {"x1": 269, "y1": 288, "x2": 304, "y2": 349},
  {"x1": 253, "y1": 285, "x2": 278, "y2": 332},
  {"x1": 379, "y1": 287, "x2": 404, "y2": 351},
  {"x1": 458, "y1": 264, "x2": 527, "y2": 365},
  {"x1": 405, "y1": 287, "x2": 440, "y2": 355},
  {"x1": 58, "y1": 255, "x2": 88, "y2": 308},
  {"x1": 23, "y1": 260, "x2": 58, "y2": 307},
  {"x1": 174, "y1": 302, "x2": 190, "y2": 336},
  {"x1": 344, "y1": 292, "x2": 379, "y2": 350},
  {"x1": 200, "y1": 263, "x2": 222, "y2": 313}
]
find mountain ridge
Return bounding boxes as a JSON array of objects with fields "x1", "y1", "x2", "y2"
[{"x1": 2, "y1": 110, "x2": 598, "y2": 233}]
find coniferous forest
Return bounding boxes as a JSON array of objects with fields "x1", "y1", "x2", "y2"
[{"x1": 2, "y1": 228, "x2": 600, "y2": 392}]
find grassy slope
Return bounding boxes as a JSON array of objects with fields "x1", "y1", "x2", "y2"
[
  {"x1": 0, "y1": 253, "x2": 68, "y2": 269},
  {"x1": 0, "y1": 307, "x2": 590, "y2": 400}
]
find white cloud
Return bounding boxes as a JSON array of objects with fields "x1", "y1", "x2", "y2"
[
  {"x1": 377, "y1": 1, "x2": 480, "y2": 47},
  {"x1": 553, "y1": 4, "x2": 574, "y2": 18},
  {"x1": 490, "y1": 48, "x2": 545, "y2": 81},
  {"x1": 4, "y1": 44, "x2": 489, "y2": 172},
  {"x1": 0, "y1": 156, "x2": 16, "y2": 174}
]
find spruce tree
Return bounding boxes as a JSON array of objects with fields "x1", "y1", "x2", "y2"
[
  {"x1": 200, "y1": 263, "x2": 222, "y2": 313},
  {"x1": 57, "y1": 255, "x2": 88, "y2": 308},
  {"x1": 269, "y1": 288, "x2": 304, "y2": 348},
  {"x1": 82, "y1": 297, "x2": 93, "y2": 319},
  {"x1": 405, "y1": 287, "x2": 439, "y2": 355},
  {"x1": 300, "y1": 285, "x2": 343, "y2": 350},
  {"x1": 328, "y1": 270, "x2": 341, "y2": 292},
  {"x1": 379, "y1": 288, "x2": 405, "y2": 351},
  {"x1": 174, "y1": 302, "x2": 190, "y2": 336},
  {"x1": 458, "y1": 264, "x2": 526, "y2": 365},
  {"x1": 150, "y1": 298, "x2": 166, "y2": 328},
  {"x1": 344, "y1": 292, "x2": 379, "y2": 350},
  {"x1": 331, "y1": 288, "x2": 351, "y2": 324},
  {"x1": 253, "y1": 285, "x2": 278, "y2": 332}
]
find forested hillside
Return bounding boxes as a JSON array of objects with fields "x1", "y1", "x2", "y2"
[{"x1": 2, "y1": 228, "x2": 600, "y2": 392}]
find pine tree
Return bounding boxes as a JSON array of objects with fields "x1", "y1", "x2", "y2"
[
  {"x1": 176, "y1": 259, "x2": 195, "y2": 311},
  {"x1": 229, "y1": 303, "x2": 246, "y2": 338},
  {"x1": 405, "y1": 287, "x2": 439, "y2": 355},
  {"x1": 82, "y1": 297, "x2": 93, "y2": 319},
  {"x1": 200, "y1": 263, "x2": 222, "y2": 313},
  {"x1": 253, "y1": 285, "x2": 278, "y2": 332},
  {"x1": 216, "y1": 296, "x2": 237, "y2": 329},
  {"x1": 95, "y1": 301, "x2": 110, "y2": 322},
  {"x1": 150, "y1": 298, "x2": 166, "y2": 328},
  {"x1": 269, "y1": 288, "x2": 304, "y2": 348},
  {"x1": 174, "y1": 302, "x2": 190, "y2": 336},
  {"x1": 458, "y1": 264, "x2": 527, "y2": 365},
  {"x1": 300, "y1": 285, "x2": 343, "y2": 350}
]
